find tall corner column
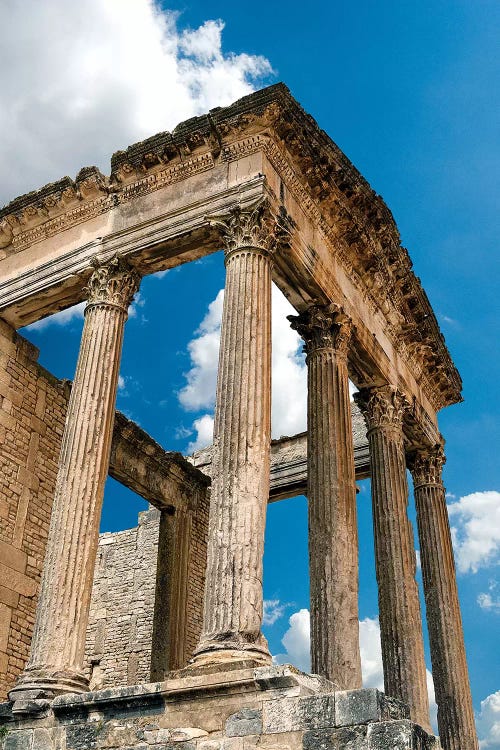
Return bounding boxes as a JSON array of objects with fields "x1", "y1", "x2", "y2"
[
  {"x1": 410, "y1": 444, "x2": 478, "y2": 750},
  {"x1": 355, "y1": 386, "x2": 430, "y2": 731},
  {"x1": 193, "y1": 198, "x2": 283, "y2": 666},
  {"x1": 10, "y1": 255, "x2": 140, "y2": 699},
  {"x1": 289, "y1": 304, "x2": 361, "y2": 689}
]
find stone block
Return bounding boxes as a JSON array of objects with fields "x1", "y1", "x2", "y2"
[
  {"x1": 263, "y1": 694, "x2": 335, "y2": 734},
  {"x1": 226, "y1": 709, "x2": 262, "y2": 737},
  {"x1": 4, "y1": 730, "x2": 33, "y2": 750},
  {"x1": 32, "y1": 728, "x2": 54, "y2": 750},
  {"x1": 303, "y1": 725, "x2": 368, "y2": 750},
  {"x1": 367, "y1": 720, "x2": 437, "y2": 749},
  {"x1": 335, "y1": 690, "x2": 407, "y2": 728}
]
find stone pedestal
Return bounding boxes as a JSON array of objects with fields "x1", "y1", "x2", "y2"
[
  {"x1": 356, "y1": 386, "x2": 430, "y2": 732},
  {"x1": 0, "y1": 667, "x2": 440, "y2": 750},
  {"x1": 289, "y1": 303, "x2": 361, "y2": 689},
  {"x1": 10, "y1": 256, "x2": 140, "y2": 699},
  {"x1": 194, "y1": 200, "x2": 281, "y2": 665},
  {"x1": 410, "y1": 445, "x2": 478, "y2": 750}
]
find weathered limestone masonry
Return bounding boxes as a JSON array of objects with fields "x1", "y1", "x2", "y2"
[
  {"x1": 85, "y1": 509, "x2": 161, "y2": 692},
  {"x1": 0, "y1": 320, "x2": 68, "y2": 702},
  {"x1": 0, "y1": 83, "x2": 478, "y2": 749}
]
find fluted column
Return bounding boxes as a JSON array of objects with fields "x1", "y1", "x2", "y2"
[
  {"x1": 410, "y1": 445, "x2": 478, "y2": 750},
  {"x1": 194, "y1": 199, "x2": 286, "y2": 665},
  {"x1": 288, "y1": 304, "x2": 361, "y2": 688},
  {"x1": 11, "y1": 256, "x2": 140, "y2": 698},
  {"x1": 355, "y1": 386, "x2": 430, "y2": 731}
]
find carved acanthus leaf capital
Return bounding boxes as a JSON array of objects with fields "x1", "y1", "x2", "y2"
[
  {"x1": 287, "y1": 302, "x2": 352, "y2": 357},
  {"x1": 354, "y1": 385, "x2": 406, "y2": 431},
  {"x1": 408, "y1": 444, "x2": 446, "y2": 487},
  {"x1": 85, "y1": 255, "x2": 141, "y2": 313},
  {"x1": 207, "y1": 198, "x2": 293, "y2": 258}
]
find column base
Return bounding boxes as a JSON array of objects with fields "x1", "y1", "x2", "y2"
[
  {"x1": 8, "y1": 666, "x2": 89, "y2": 703},
  {"x1": 192, "y1": 633, "x2": 272, "y2": 669}
]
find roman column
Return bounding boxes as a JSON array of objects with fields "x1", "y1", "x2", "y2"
[
  {"x1": 288, "y1": 303, "x2": 361, "y2": 689},
  {"x1": 194, "y1": 199, "x2": 284, "y2": 665},
  {"x1": 10, "y1": 256, "x2": 140, "y2": 698},
  {"x1": 410, "y1": 444, "x2": 478, "y2": 750},
  {"x1": 355, "y1": 386, "x2": 430, "y2": 731}
]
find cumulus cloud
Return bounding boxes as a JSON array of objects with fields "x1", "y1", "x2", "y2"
[
  {"x1": 273, "y1": 609, "x2": 438, "y2": 732},
  {"x1": 477, "y1": 690, "x2": 500, "y2": 749},
  {"x1": 0, "y1": 0, "x2": 272, "y2": 205},
  {"x1": 186, "y1": 414, "x2": 215, "y2": 454},
  {"x1": 178, "y1": 290, "x2": 224, "y2": 412},
  {"x1": 448, "y1": 491, "x2": 500, "y2": 573},
  {"x1": 273, "y1": 608, "x2": 311, "y2": 672}
]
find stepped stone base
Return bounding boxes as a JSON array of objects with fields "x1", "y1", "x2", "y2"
[{"x1": 0, "y1": 665, "x2": 440, "y2": 749}]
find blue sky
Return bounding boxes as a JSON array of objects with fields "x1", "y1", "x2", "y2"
[{"x1": 1, "y1": 0, "x2": 498, "y2": 745}]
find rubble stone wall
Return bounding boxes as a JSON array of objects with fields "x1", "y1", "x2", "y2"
[{"x1": 85, "y1": 508, "x2": 161, "y2": 689}]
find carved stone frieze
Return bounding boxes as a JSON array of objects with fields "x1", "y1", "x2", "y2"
[
  {"x1": 288, "y1": 303, "x2": 351, "y2": 358},
  {"x1": 85, "y1": 255, "x2": 140, "y2": 312},
  {"x1": 0, "y1": 83, "x2": 461, "y2": 411}
]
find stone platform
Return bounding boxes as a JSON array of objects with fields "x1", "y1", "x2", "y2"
[{"x1": 0, "y1": 665, "x2": 439, "y2": 749}]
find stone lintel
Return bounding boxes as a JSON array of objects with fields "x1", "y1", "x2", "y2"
[
  {"x1": 109, "y1": 411, "x2": 209, "y2": 510},
  {"x1": 189, "y1": 401, "x2": 370, "y2": 501}
]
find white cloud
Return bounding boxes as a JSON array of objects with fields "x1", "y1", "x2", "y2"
[
  {"x1": 359, "y1": 616, "x2": 383, "y2": 689},
  {"x1": 271, "y1": 288, "x2": 307, "y2": 437},
  {"x1": 0, "y1": 0, "x2": 272, "y2": 205},
  {"x1": 186, "y1": 413, "x2": 214, "y2": 454},
  {"x1": 24, "y1": 301, "x2": 86, "y2": 332},
  {"x1": 118, "y1": 375, "x2": 126, "y2": 392},
  {"x1": 416, "y1": 550, "x2": 421, "y2": 571},
  {"x1": 273, "y1": 610, "x2": 438, "y2": 733},
  {"x1": 477, "y1": 690, "x2": 500, "y2": 749},
  {"x1": 178, "y1": 290, "x2": 224, "y2": 412},
  {"x1": 448, "y1": 491, "x2": 500, "y2": 573},
  {"x1": 273, "y1": 608, "x2": 311, "y2": 672},
  {"x1": 263, "y1": 599, "x2": 289, "y2": 626},
  {"x1": 478, "y1": 582, "x2": 500, "y2": 613}
]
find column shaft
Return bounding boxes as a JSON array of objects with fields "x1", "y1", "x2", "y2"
[
  {"x1": 11, "y1": 256, "x2": 139, "y2": 697},
  {"x1": 195, "y1": 201, "x2": 277, "y2": 664},
  {"x1": 289, "y1": 304, "x2": 361, "y2": 688},
  {"x1": 411, "y1": 447, "x2": 478, "y2": 750},
  {"x1": 358, "y1": 386, "x2": 430, "y2": 731}
]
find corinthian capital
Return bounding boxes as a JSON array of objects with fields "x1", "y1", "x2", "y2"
[
  {"x1": 287, "y1": 303, "x2": 351, "y2": 357},
  {"x1": 85, "y1": 255, "x2": 141, "y2": 313},
  {"x1": 207, "y1": 198, "x2": 293, "y2": 258},
  {"x1": 408, "y1": 444, "x2": 446, "y2": 488},
  {"x1": 354, "y1": 385, "x2": 406, "y2": 431}
]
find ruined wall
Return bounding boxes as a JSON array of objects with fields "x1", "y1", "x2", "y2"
[
  {"x1": 86, "y1": 494, "x2": 209, "y2": 689},
  {"x1": 0, "y1": 319, "x2": 67, "y2": 700},
  {"x1": 0, "y1": 320, "x2": 210, "y2": 699},
  {"x1": 85, "y1": 508, "x2": 161, "y2": 690}
]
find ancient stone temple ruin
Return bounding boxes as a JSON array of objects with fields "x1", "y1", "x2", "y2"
[{"x1": 0, "y1": 84, "x2": 478, "y2": 749}]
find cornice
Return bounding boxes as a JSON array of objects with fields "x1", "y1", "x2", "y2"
[{"x1": 0, "y1": 83, "x2": 461, "y2": 409}]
